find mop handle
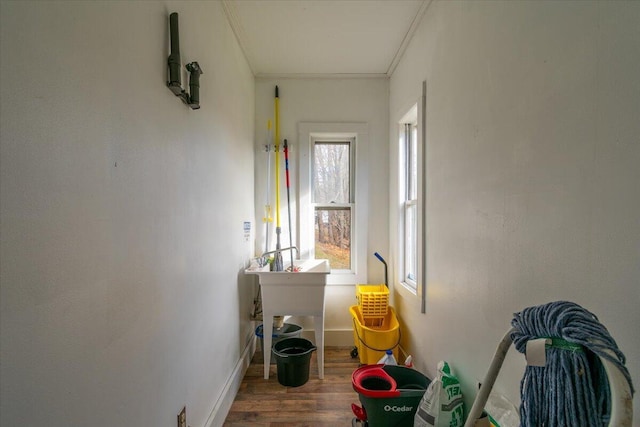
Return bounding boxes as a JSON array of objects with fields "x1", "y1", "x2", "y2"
[
  {"x1": 274, "y1": 86, "x2": 281, "y2": 229},
  {"x1": 284, "y1": 139, "x2": 294, "y2": 269},
  {"x1": 284, "y1": 144, "x2": 290, "y2": 187},
  {"x1": 374, "y1": 252, "x2": 388, "y2": 288},
  {"x1": 264, "y1": 120, "x2": 273, "y2": 222},
  {"x1": 264, "y1": 121, "x2": 272, "y2": 253},
  {"x1": 265, "y1": 120, "x2": 272, "y2": 209},
  {"x1": 464, "y1": 328, "x2": 514, "y2": 427}
]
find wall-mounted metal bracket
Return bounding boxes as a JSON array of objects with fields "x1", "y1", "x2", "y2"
[{"x1": 166, "y1": 13, "x2": 203, "y2": 110}]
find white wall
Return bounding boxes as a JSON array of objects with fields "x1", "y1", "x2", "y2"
[
  {"x1": 0, "y1": 2, "x2": 255, "y2": 426},
  {"x1": 389, "y1": 0, "x2": 640, "y2": 420},
  {"x1": 253, "y1": 78, "x2": 389, "y2": 343}
]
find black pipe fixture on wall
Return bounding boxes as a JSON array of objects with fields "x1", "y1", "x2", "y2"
[{"x1": 167, "y1": 12, "x2": 203, "y2": 110}]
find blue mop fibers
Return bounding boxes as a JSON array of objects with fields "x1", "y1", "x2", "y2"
[{"x1": 511, "y1": 301, "x2": 634, "y2": 427}]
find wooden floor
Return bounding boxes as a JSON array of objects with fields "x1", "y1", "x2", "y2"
[{"x1": 223, "y1": 346, "x2": 362, "y2": 426}]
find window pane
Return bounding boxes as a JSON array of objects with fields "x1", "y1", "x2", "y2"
[
  {"x1": 408, "y1": 125, "x2": 418, "y2": 200},
  {"x1": 315, "y1": 207, "x2": 351, "y2": 269},
  {"x1": 406, "y1": 203, "x2": 417, "y2": 282},
  {"x1": 314, "y1": 142, "x2": 350, "y2": 204}
]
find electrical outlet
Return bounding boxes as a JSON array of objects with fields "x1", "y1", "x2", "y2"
[{"x1": 177, "y1": 406, "x2": 186, "y2": 427}]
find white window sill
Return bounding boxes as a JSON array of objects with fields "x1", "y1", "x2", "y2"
[
  {"x1": 397, "y1": 280, "x2": 418, "y2": 298},
  {"x1": 327, "y1": 271, "x2": 367, "y2": 286}
]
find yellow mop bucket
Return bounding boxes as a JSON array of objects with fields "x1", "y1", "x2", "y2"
[{"x1": 350, "y1": 305, "x2": 400, "y2": 365}]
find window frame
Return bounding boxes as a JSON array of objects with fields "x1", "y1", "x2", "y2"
[
  {"x1": 312, "y1": 139, "x2": 355, "y2": 272},
  {"x1": 400, "y1": 119, "x2": 418, "y2": 292},
  {"x1": 393, "y1": 84, "x2": 426, "y2": 313},
  {"x1": 298, "y1": 122, "x2": 368, "y2": 285},
  {"x1": 389, "y1": 80, "x2": 429, "y2": 314}
]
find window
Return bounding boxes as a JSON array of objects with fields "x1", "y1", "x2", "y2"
[
  {"x1": 298, "y1": 122, "x2": 367, "y2": 285},
  {"x1": 313, "y1": 141, "x2": 353, "y2": 270},
  {"x1": 401, "y1": 119, "x2": 418, "y2": 291},
  {"x1": 394, "y1": 82, "x2": 426, "y2": 312}
]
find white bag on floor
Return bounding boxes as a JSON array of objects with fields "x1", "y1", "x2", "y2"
[{"x1": 414, "y1": 361, "x2": 464, "y2": 427}]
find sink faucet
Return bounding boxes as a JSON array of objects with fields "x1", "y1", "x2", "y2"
[{"x1": 261, "y1": 246, "x2": 299, "y2": 270}]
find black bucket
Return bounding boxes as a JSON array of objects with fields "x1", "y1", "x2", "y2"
[
  {"x1": 256, "y1": 323, "x2": 303, "y2": 363},
  {"x1": 272, "y1": 337, "x2": 317, "y2": 387}
]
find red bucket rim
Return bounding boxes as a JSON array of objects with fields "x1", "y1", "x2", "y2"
[{"x1": 351, "y1": 365, "x2": 400, "y2": 398}]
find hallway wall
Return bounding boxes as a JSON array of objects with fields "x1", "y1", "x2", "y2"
[
  {"x1": 0, "y1": 2, "x2": 255, "y2": 426},
  {"x1": 389, "y1": 0, "x2": 640, "y2": 419}
]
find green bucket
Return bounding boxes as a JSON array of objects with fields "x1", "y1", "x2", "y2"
[{"x1": 352, "y1": 365, "x2": 430, "y2": 427}]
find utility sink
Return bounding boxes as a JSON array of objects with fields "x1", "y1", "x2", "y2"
[
  {"x1": 246, "y1": 258, "x2": 330, "y2": 284},
  {"x1": 245, "y1": 258, "x2": 330, "y2": 380}
]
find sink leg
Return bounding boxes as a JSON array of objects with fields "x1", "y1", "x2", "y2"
[
  {"x1": 263, "y1": 312, "x2": 273, "y2": 379},
  {"x1": 314, "y1": 315, "x2": 324, "y2": 379}
]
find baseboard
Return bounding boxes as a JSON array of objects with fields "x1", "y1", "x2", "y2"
[
  {"x1": 204, "y1": 334, "x2": 255, "y2": 427},
  {"x1": 300, "y1": 328, "x2": 355, "y2": 347}
]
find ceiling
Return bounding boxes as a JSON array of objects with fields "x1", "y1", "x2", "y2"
[{"x1": 222, "y1": 0, "x2": 431, "y2": 78}]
